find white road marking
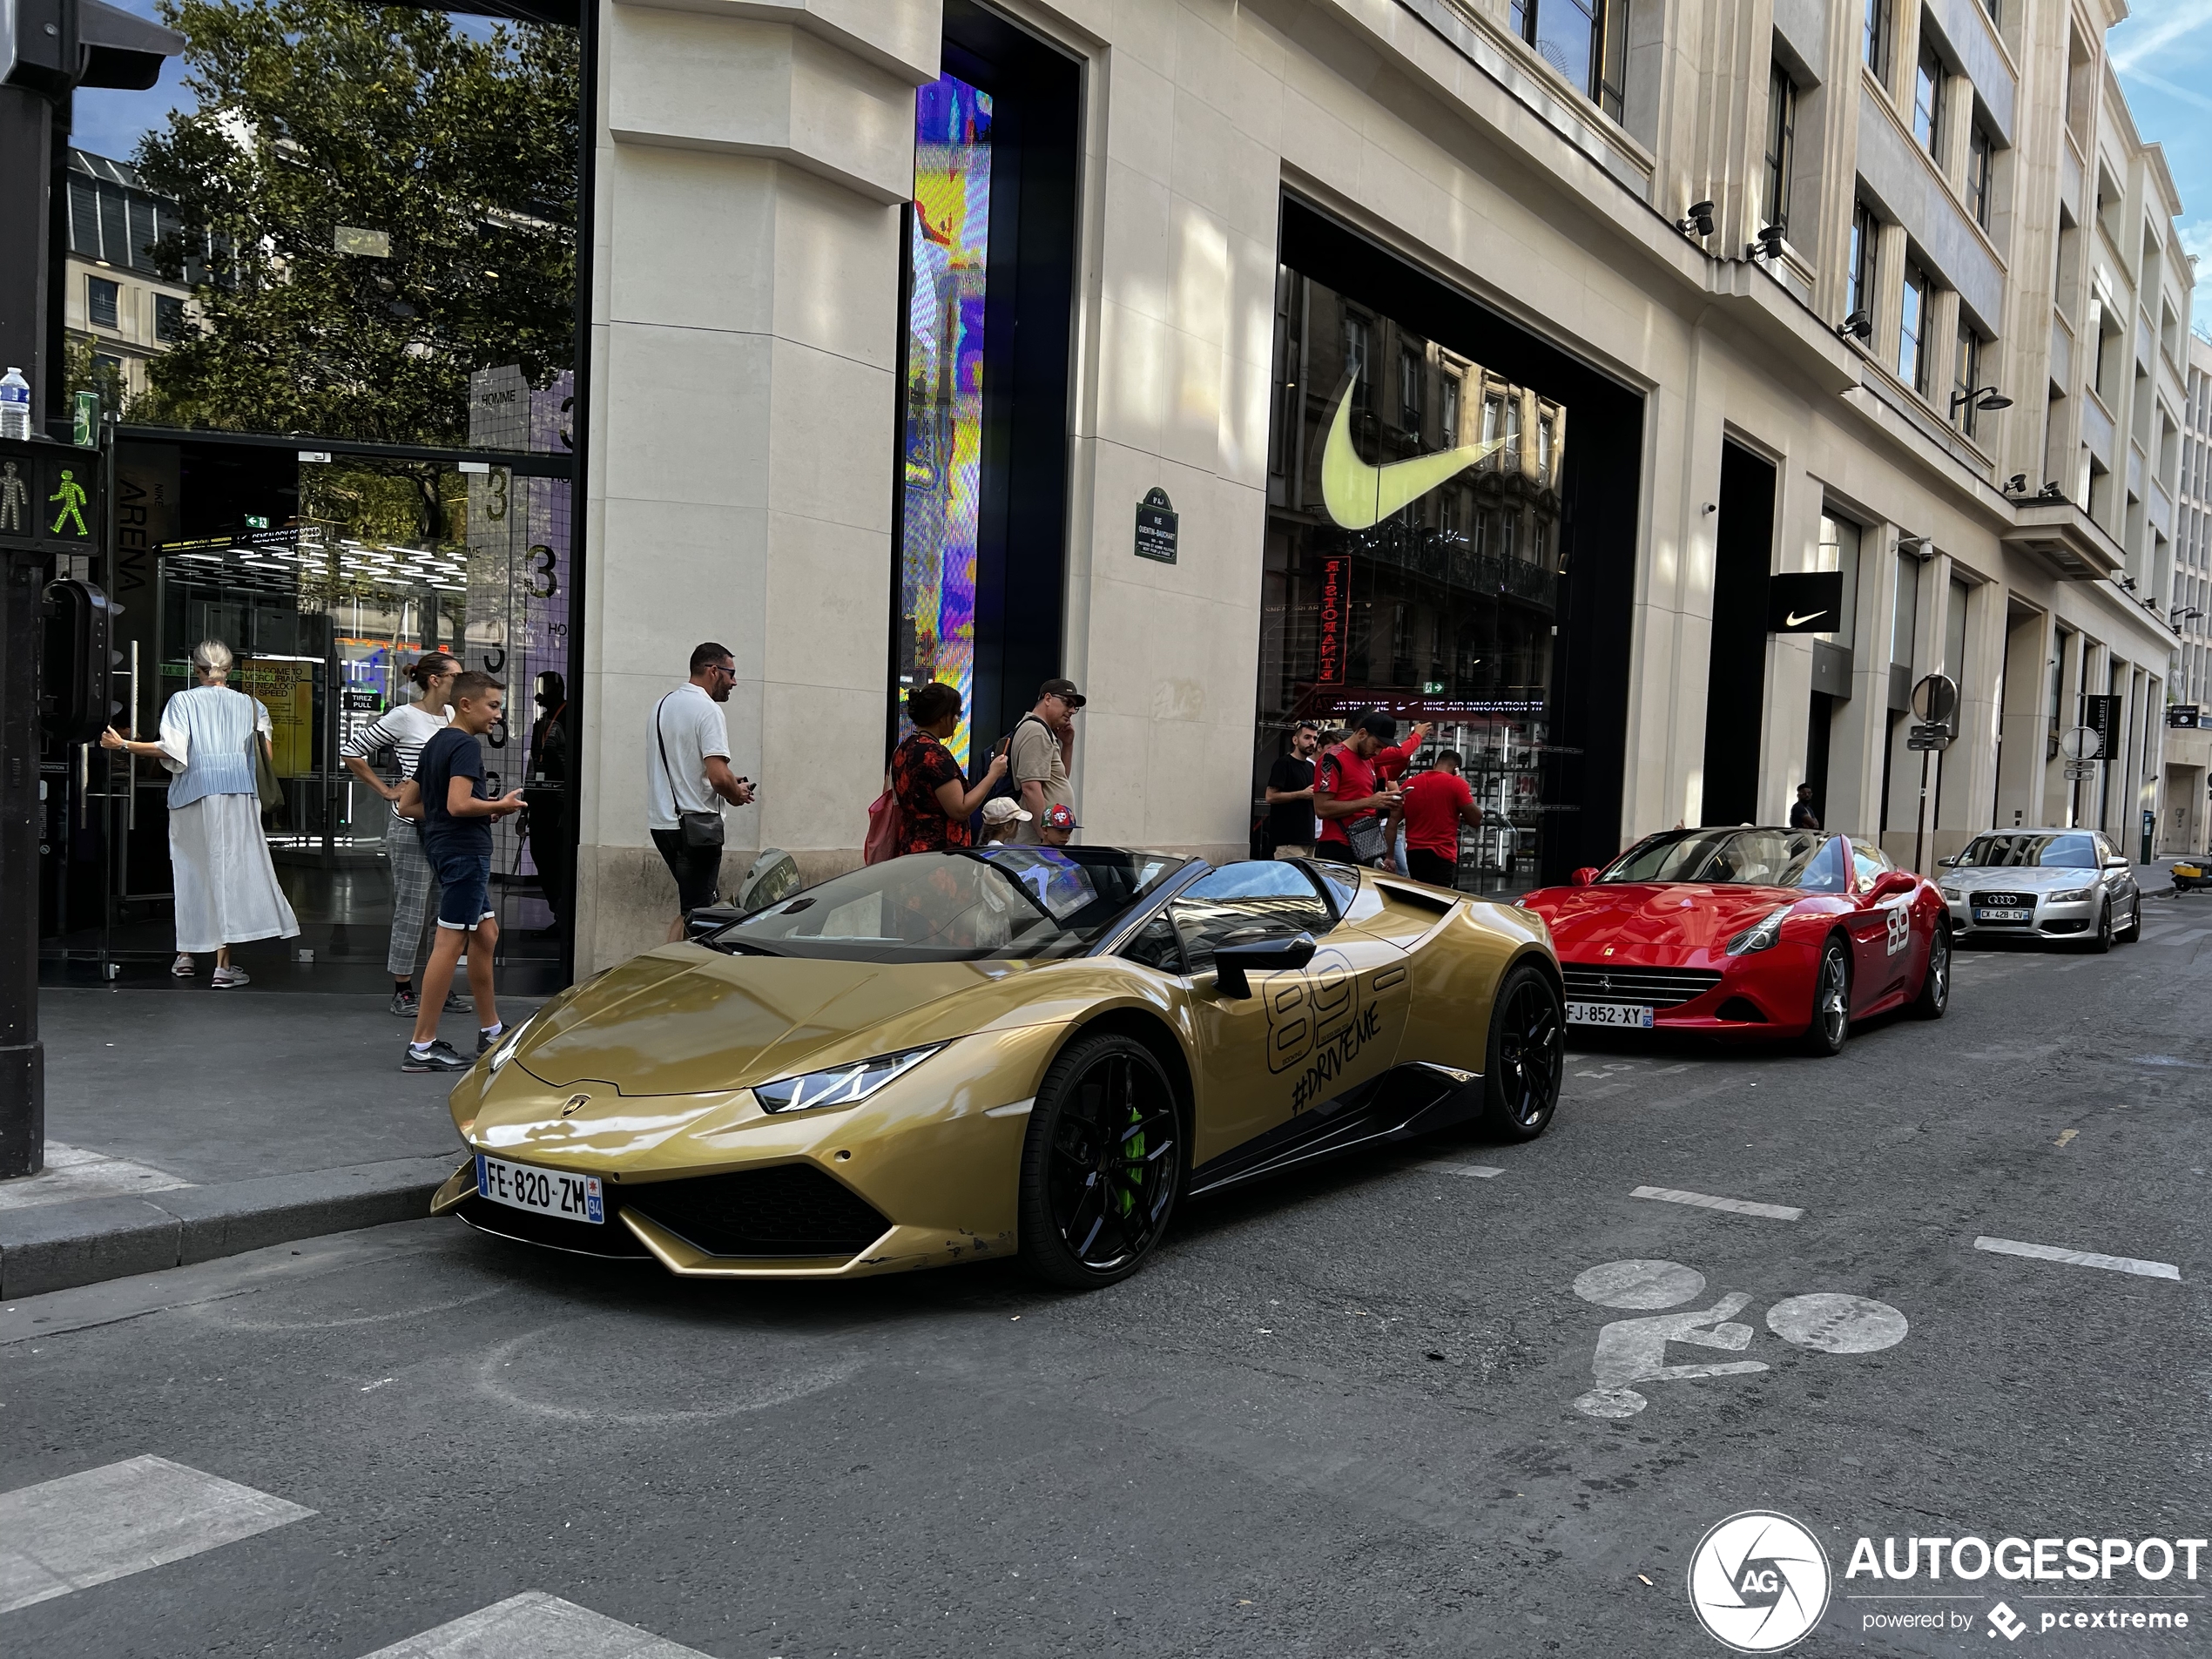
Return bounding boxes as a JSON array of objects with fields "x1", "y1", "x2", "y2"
[
  {"x1": 0, "y1": 1143, "x2": 192, "y2": 1212},
  {"x1": 0, "y1": 1455, "x2": 313, "y2": 1615},
  {"x1": 1765, "y1": 1293, "x2": 1909, "y2": 1352},
  {"x1": 1575, "y1": 1259, "x2": 1704, "y2": 1308},
  {"x1": 359, "y1": 1591, "x2": 710, "y2": 1657},
  {"x1": 1630, "y1": 1185, "x2": 1804, "y2": 1221},
  {"x1": 1973, "y1": 1236, "x2": 2181, "y2": 1281},
  {"x1": 1413, "y1": 1160, "x2": 1502, "y2": 1178}
]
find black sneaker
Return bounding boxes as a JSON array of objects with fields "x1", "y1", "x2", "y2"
[
  {"x1": 401, "y1": 1039, "x2": 472, "y2": 1073},
  {"x1": 444, "y1": 992, "x2": 473, "y2": 1014},
  {"x1": 476, "y1": 1026, "x2": 504, "y2": 1056},
  {"x1": 389, "y1": 988, "x2": 420, "y2": 1017}
]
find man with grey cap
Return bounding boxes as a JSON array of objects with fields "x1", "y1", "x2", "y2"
[{"x1": 1008, "y1": 677, "x2": 1082, "y2": 844}]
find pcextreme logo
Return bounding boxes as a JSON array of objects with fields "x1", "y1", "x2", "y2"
[
  {"x1": 1688, "y1": 1511, "x2": 1832, "y2": 1652},
  {"x1": 1319, "y1": 375, "x2": 1508, "y2": 529}
]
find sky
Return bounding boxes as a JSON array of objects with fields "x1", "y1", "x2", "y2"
[{"x1": 67, "y1": 0, "x2": 2212, "y2": 334}]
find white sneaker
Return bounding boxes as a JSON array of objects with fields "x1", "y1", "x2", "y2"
[
  {"x1": 171, "y1": 954, "x2": 195, "y2": 977},
  {"x1": 211, "y1": 965, "x2": 251, "y2": 989}
]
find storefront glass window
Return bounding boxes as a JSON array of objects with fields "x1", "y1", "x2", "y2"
[
  {"x1": 1254, "y1": 270, "x2": 1571, "y2": 895},
  {"x1": 896, "y1": 73, "x2": 994, "y2": 767}
]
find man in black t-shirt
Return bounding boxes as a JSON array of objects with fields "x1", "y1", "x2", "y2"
[{"x1": 1264, "y1": 721, "x2": 1322, "y2": 859}]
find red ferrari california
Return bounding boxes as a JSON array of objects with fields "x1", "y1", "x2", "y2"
[{"x1": 1516, "y1": 827, "x2": 1950, "y2": 1055}]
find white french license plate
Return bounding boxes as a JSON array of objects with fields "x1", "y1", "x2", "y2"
[
  {"x1": 476, "y1": 1153, "x2": 603, "y2": 1224},
  {"x1": 1565, "y1": 1001, "x2": 1655, "y2": 1028},
  {"x1": 1974, "y1": 907, "x2": 2032, "y2": 921}
]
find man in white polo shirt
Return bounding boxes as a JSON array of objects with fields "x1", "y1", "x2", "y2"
[{"x1": 648, "y1": 641, "x2": 756, "y2": 939}]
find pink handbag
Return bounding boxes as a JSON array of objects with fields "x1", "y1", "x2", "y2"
[{"x1": 863, "y1": 785, "x2": 903, "y2": 865}]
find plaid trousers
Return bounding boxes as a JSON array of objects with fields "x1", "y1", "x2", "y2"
[{"x1": 386, "y1": 815, "x2": 441, "y2": 977}]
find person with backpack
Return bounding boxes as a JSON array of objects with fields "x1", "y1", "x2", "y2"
[{"x1": 1008, "y1": 678, "x2": 1082, "y2": 843}]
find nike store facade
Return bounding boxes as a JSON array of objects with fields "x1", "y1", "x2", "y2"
[{"x1": 565, "y1": 0, "x2": 2190, "y2": 968}]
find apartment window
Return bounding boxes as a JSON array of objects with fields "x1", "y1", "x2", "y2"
[
  {"x1": 153, "y1": 293, "x2": 185, "y2": 343},
  {"x1": 1899, "y1": 265, "x2": 1929, "y2": 395},
  {"x1": 1440, "y1": 372, "x2": 1460, "y2": 444},
  {"x1": 1865, "y1": 0, "x2": 1893, "y2": 84},
  {"x1": 1981, "y1": 0, "x2": 1999, "y2": 24},
  {"x1": 1953, "y1": 327, "x2": 1982, "y2": 435},
  {"x1": 1398, "y1": 344, "x2": 1423, "y2": 435},
  {"x1": 1848, "y1": 203, "x2": 1878, "y2": 324},
  {"x1": 1967, "y1": 125, "x2": 1994, "y2": 229},
  {"x1": 1764, "y1": 64, "x2": 1797, "y2": 233},
  {"x1": 1913, "y1": 40, "x2": 1945, "y2": 159},
  {"x1": 87, "y1": 275, "x2": 119, "y2": 331},
  {"x1": 1342, "y1": 314, "x2": 1370, "y2": 409},
  {"x1": 1512, "y1": 0, "x2": 1630, "y2": 119}
]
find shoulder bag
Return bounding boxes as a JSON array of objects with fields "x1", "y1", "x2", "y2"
[
  {"x1": 243, "y1": 695, "x2": 285, "y2": 817},
  {"x1": 656, "y1": 695, "x2": 725, "y2": 852}
]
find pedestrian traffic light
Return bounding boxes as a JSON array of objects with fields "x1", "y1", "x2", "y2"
[{"x1": 41, "y1": 577, "x2": 117, "y2": 742}]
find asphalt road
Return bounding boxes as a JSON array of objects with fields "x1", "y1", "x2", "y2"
[{"x1": 5, "y1": 894, "x2": 2212, "y2": 1657}]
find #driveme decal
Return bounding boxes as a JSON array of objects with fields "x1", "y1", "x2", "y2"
[{"x1": 1685, "y1": 1508, "x2": 2208, "y2": 1649}]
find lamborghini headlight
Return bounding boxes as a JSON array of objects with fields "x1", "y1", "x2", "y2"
[
  {"x1": 753, "y1": 1044, "x2": 946, "y2": 1114},
  {"x1": 1724, "y1": 904, "x2": 1795, "y2": 956},
  {"x1": 2047, "y1": 887, "x2": 2091, "y2": 904}
]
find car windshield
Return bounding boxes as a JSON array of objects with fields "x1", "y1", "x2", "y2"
[
  {"x1": 1601, "y1": 829, "x2": 1848, "y2": 892},
  {"x1": 1956, "y1": 833, "x2": 2100, "y2": 869},
  {"x1": 703, "y1": 847, "x2": 1189, "y2": 962}
]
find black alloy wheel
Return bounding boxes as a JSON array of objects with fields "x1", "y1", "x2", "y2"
[
  {"x1": 2086, "y1": 900, "x2": 2114, "y2": 954},
  {"x1": 1481, "y1": 962, "x2": 1565, "y2": 1140},
  {"x1": 1801, "y1": 940, "x2": 1850, "y2": 1056},
  {"x1": 1018, "y1": 1033, "x2": 1183, "y2": 1289},
  {"x1": 1909, "y1": 919, "x2": 1950, "y2": 1020}
]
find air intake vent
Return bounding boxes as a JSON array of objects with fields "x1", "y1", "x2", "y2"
[{"x1": 625, "y1": 1163, "x2": 893, "y2": 1259}]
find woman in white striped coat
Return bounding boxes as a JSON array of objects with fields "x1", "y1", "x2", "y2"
[{"x1": 101, "y1": 639, "x2": 298, "y2": 988}]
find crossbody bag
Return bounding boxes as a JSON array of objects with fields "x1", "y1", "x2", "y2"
[{"x1": 655, "y1": 695, "x2": 725, "y2": 852}]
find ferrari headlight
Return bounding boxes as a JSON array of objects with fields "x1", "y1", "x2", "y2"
[
  {"x1": 2047, "y1": 887, "x2": 2090, "y2": 904},
  {"x1": 486, "y1": 1014, "x2": 536, "y2": 1076},
  {"x1": 753, "y1": 1044, "x2": 945, "y2": 1114},
  {"x1": 1725, "y1": 904, "x2": 1795, "y2": 956}
]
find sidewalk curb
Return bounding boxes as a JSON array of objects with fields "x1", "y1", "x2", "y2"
[{"x1": 0, "y1": 1154, "x2": 462, "y2": 1299}]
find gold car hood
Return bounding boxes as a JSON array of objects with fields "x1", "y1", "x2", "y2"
[{"x1": 512, "y1": 946, "x2": 1022, "y2": 1096}]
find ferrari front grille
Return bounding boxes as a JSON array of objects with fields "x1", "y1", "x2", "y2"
[
  {"x1": 1559, "y1": 964, "x2": 1724, "y2": 1008},
  {"x1": 623, "y1": 1163, "x2": 893, "y2": 1259}
]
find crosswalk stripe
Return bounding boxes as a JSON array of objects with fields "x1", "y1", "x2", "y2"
[
  {"x1": 1631, "y1": 1184, "x2": 1804, "y2": 1220},
  {"x1": 0, "y1": 1454, "x2": 313, "y2": 1615},
  {"x1": 1973, "y1": 1235, "x2": 2181, "y2": 1281},
  {"x1": 359, "y1": 1592, "x2": 711, "y2": 1658}
]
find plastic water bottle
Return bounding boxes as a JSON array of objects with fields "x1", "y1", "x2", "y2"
[{"x1": 0, "y1": 368, "x2": 28, "y2": 440}]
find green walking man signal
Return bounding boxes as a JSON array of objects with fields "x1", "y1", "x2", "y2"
[{"x1": 49, "y1": 468, "x2": 89, "y2": 537}]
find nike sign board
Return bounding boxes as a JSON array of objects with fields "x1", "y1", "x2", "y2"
[
  {"x1": 1321, "y1": 375, "x2": 1508, "y2": 529},
  {"x1": 1767, "y1": 571, "x2": 1845, "y2": 634}
]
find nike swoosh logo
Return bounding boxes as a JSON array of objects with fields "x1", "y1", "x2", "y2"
[
  {"x1": 1321, "y1": 375, "x2": 1509, "y2": 529},
  {"x1": 1784, "y1": 610, "x2": 1829, "y2": 628}
]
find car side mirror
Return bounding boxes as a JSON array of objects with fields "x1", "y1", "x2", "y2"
[
  {"x1": 1869, "y1": 871, "x2": 1918, "y2": 901},
  {"x1": 1937, "y1": 853, "x2": 1960, "y2": 867},
  {"x1": 685, "y1": 903, "x2": 742, "y2": 941},
  {"x1": 2104, "y1": 858, "x2": 2130, "y2": 871},
  {"x1": 1211, "y1": 930, "x2": 1317, "y2": 998},
  {"x1": 1570, "y1": 867, "x2": 1600, "y2": 887}
]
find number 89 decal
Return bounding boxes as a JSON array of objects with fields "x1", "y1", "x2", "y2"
[{"x1": 1884, "y1": 903, "x2": 1911, "y2": 956}]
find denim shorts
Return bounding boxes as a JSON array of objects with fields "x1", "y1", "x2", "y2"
[{"x1": 423, "y1": 838, "x2": 496, "y2": 930}]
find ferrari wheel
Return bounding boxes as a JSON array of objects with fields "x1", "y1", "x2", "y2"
[
  {"x1": 1909, "y1": 920, "x2": 1950, "y2": 1020},
  {"x1": 1481, "y1": 963, "x2": 1564, "y2": 1140},
  {"x1": 2086, "y1": 901, "x2": 2113, "y2": 954},
  {"x1": 1801, "y1": 940, "x2": 1850, "y2": 1056},
  {"x1": 1018, "y1": 1033, "x2": 1183, "y2": 1289}
]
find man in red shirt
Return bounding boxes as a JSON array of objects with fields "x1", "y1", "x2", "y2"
[
  {"x1": 1315, "y1": 711, "x2": 1403, "y2": 866},
  {"x1": 1386, "y1": 750, "x2": 1485, "y2": 888}
]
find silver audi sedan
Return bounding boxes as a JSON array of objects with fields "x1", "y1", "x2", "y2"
[{"x1": 1935, "y1": 828, "x2": 2141, "y2": 950}]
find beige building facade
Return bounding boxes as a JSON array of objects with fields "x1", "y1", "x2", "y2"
[{"x1": 568, "y1": 0, "x2": 2193, "y2": 970}]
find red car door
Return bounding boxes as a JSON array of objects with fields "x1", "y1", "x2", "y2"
[{"x1": 1842, "y1": 839, "x2": 1912, "y2": 1008}]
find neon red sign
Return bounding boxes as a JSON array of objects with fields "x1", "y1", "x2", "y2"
[{"x1": 1316, "y1": 555, "x2": 1350, "y2": 684}]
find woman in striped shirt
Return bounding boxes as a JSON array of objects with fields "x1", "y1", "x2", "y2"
[
  {"x1": 340, "y1": 651, "x2": 461, "y2": 1017},
  {"x1": 101, "y1": 639, "x2": 298, "y2": 988}
]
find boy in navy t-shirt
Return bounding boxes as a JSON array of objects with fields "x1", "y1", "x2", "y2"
[{"x1": 395, "y1": 671, "x2": 523, "y2": 1071}]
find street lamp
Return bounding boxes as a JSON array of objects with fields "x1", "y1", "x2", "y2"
[
  {"x1": 1676, "y1": 200, "x2": 1716, "y2": 239},
  {"x1": 1949, "y1": 386, "x2": 2013, "y2": 418},
  {"x1": 2172, "y1": 606, "x2": 2204, "y2": 628},
  {"x1": 1834, "y1": 310, "x2": 1872, "y2": 341}
]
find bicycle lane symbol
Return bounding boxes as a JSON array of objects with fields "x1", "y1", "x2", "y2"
[{"x1": 1569, "y1": 1259, "x2": 1908, "y2": 1419}]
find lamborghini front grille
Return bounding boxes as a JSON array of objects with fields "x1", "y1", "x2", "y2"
[{"x1": 623, "y1": 1163, "x2": 893, "y2": 1259}]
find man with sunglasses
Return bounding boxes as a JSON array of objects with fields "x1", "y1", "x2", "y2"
[
  {"x1": 648, "y1": 642, "x2": 756, "y2": 941},
  {"x1": 1008, "y1": 677, "x2": 1083, "y2": 845}
]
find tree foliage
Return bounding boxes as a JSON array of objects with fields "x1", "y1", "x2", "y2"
[{"x1": 133, "y1": 0, "x2": 577, "y2": 446}]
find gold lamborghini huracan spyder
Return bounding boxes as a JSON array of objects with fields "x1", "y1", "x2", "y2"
[{"x1": 432, "y1": 847, "x2": 1564, "y2": 1288}]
